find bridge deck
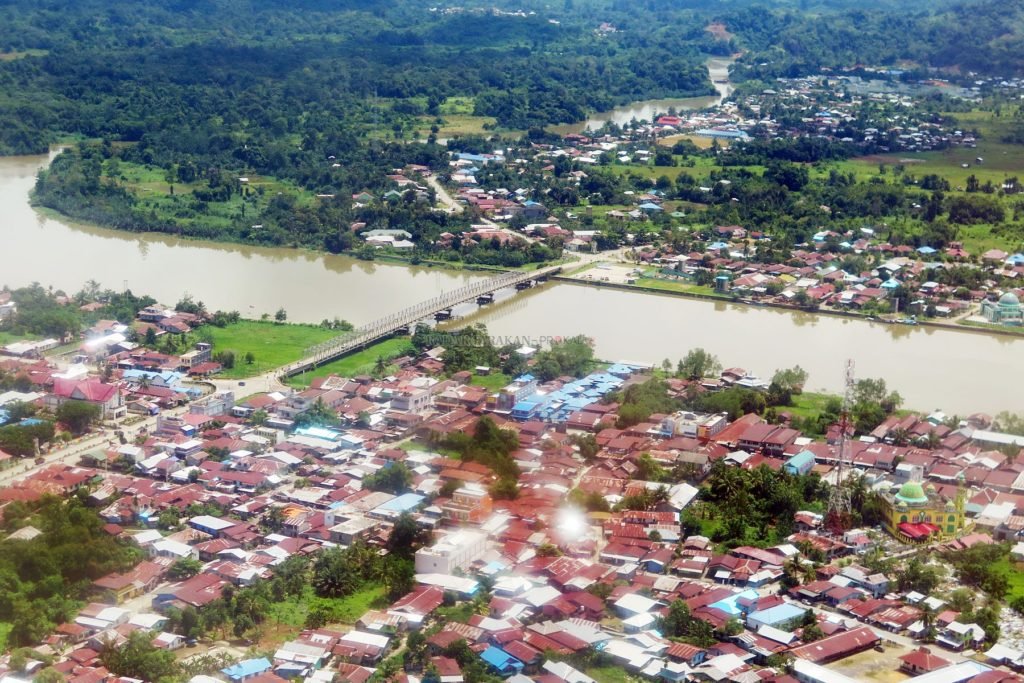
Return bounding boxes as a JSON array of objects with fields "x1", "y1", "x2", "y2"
[{"x1": 281, "y1": 265, "x2": 561, "y2": 377}]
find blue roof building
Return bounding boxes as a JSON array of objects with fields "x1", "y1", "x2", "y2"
[
  {"x1": 480, "y1": 647, "x2": 524, "y2": 677},
  {"x1": 784, "y1": 450, "x2": 816, "y2": 476},
  {"x1": 375, "y1": 493, "x2": 426, "y2": 515},
  {"x1": 223, "y1": 658, "x2": 273, "y2": 682},
  {"x1": 747, "y1": 602, "x2": 807, "y2": 630}
]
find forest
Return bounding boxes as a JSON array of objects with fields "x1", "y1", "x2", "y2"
[{"x1": 2, "y1": 0, "x2": 1022, "y2": 252}]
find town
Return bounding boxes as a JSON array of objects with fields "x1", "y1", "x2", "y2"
[{"x1": 1, "y1": 282, "x2": 1024, "y2": 683}]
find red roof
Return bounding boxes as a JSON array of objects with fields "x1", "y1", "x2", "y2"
[{"x1": 790, "y1": 626, "x2": 880, "y2": 663}]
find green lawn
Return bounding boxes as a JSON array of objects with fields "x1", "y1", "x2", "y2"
[
  {"x1": 586, "y1": 666, "x2": 637, "y2": 683},
  {"x1": 268, "y1": 585, "x2": 387, "y2": 629},
  {"x1": 992, "y1": 556, "x2": 1024, "y2": 602},
  {"x1": 785, "y1": 391, "x2": 838, "y2": 421},
  {"x1": 0, "y1": 331, "x2": 37, "y2": 346},
  {"x1": 285, "y1": 337, "x2": 416, "y2": 387},
  {"x1": 633, "y1": 275, "x2": 729, "y2": 299},
  {"x1": 470, "y1": 372, "x2": 510, "y2": 392},
  {"x1": 205, "y1": 320, "x2": 338, "y2": 379}
]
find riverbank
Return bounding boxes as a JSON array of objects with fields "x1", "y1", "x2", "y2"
[{"x1": 554, "y1": 273, "x2": 1024, "y2": 343}]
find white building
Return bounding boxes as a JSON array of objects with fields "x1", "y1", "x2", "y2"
[{"x1": 414, "y1": 528, "x2": 488, "y2": 574}]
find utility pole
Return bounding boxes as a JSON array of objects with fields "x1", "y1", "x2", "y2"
[{"x1": 826, "y1": 360, "x2": 856, "y2": 534}]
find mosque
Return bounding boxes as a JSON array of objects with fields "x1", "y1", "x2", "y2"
[
  {"x1": 980, "y1": 291, "x2": 1024, "y2": 325},
  {"x1": 879, "y1": 479, "x2": 965, "y2": 543}
]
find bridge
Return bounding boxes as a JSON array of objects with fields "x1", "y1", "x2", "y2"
[{"x1": 281, "y1": 264, "x2": 563, "y2": 377}]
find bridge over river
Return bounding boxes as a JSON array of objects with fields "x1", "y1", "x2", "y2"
[{"x1": 280, "y1": 264, "x2": 563, "y2": 377}]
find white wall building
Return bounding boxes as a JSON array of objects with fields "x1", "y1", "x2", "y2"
[{"x1": 414, "y1": 528, "x2": 488, "y2": 574}]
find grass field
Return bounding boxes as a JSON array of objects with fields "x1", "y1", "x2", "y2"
[
  {"x1": 267, "y1": 585, "x2": 387, "y2": 629},
  {"x1": 785, "y1": 391, "x2": 838, "y2": 421},
  {"x1": 0, "y1": 331, "x2": 37, "y2": 346},
  {"x1": 206, "y1": 320, "x2": 338, "y2": 379},
  {"x1": 633, "y1": 274, "x2": 729, "y2": 299},
  {"x1": 285, "y1": 337, "x2": 416, "y2": 387},
  {"x1": 108, "y1": 160, "x2": 317, "y2": 233},
  {"x1": 470, "y1": 372, "x2": 510, "y2": 391},
  {"x1": 586, "y1": 666, "x2": 637, "y2": 683},
  {"x1": 0, "y1": 622, "x2": 11, "y2": 652},
  {"x1": 992, "y1": 556, "x2": 1024, "y2": 602}
]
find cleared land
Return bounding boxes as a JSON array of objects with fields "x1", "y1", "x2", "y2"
[
  {"x1": 205, "y1": 321, "x2": 338, "y2": 379},
  {"x1": 285, "y1": 337, "x2": 416, "y2": 387}
]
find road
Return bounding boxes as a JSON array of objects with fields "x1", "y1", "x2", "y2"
[{"x1": 426, "y1": 175, "x2": 464, "y2": 215}]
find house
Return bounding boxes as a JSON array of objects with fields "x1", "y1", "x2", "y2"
[
  {"x1": 46, "y1": 378, "x2": 126, "y2": 419},
  {"x1": 223, "y1": 658, "x2": 273, "y2": 682},
  {"x1": 899, "y1": 647, "x2": 951, "y2": 675},
  {"x1": 480, "y1": 646, "x2": 524, "y2": 677},
  {"x1": 789, "y1": 626, "x2": 881, "y2": 664}
]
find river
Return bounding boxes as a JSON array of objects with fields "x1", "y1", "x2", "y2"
[
  {"x1": 0, "y1": 152, "x2": 488, "y2": 326},
  {"x1": 550, "y1": 56, "x2": 735, "y2": 135},
  {"x1": 1, "y1": 117, "x2": 1023, "y2": 413},
  {"x1": 449, "y1": 282, "x2": 1024, "y2": 416}
]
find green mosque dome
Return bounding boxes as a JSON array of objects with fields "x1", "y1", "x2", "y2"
[{"x1": 896, "y1": 481, "x2": 929, "y2": 505}]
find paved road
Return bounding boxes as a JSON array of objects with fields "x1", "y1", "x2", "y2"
[{"x1": 0, "y1": 402, "x2": 198, "y2": 487}]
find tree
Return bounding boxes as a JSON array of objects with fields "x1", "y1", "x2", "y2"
[
  {"x1": 387, "y1": 513, "x2": 428, "y2": 559},
  {"x1": 55, "y1": 400, "x2": 101, "y2": 435},
  {"x1": 274, "y1": 307, "x2": 287, "y2": 323},
  {"x1": 802, "y1": 621, "x2": 825, "y2": 642},
  {"x1": 243, "y1": 351, "x2": 255, "y2": 365},
  {"x1": 677, "y1": 348, "x2": 722, "y2": 379},
  {"x1": 101, "y1": 631, "x2": 179, "y2": 682},
  {"x1": 363, "y1": 462, "x2": 413, "y2": 495},
  {"x1": 772, "y1": 366, "x2": 808, "y2": 394},
  {"x1": 168, "y1": 557, "x2": 203, "y2": 580}
]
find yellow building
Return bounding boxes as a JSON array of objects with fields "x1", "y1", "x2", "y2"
[{"x1": 880, "y1": 481, "x2": 964, "y2": 543}]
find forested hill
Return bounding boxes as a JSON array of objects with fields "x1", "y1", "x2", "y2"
[{"x1": 725, "y1": 0, "x2": 1024, "y2": 80}]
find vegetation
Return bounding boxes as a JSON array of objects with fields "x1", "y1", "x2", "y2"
[
  {"x1": 287, "y1": 337, "x2": 416, "y2": 387},
  {"x1": 681, "y1": 461, "x2": 829, "y2": 548},
  {"x1": 200, "y1": 320, "x2": 337, "y2": 379},
  {"x1": 0, "y1": 496, "x2": 144, "y2": 647}
]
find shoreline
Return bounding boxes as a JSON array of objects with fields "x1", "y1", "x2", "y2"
[
  {"x1": 552, "y1": 275, "x2": 1024, "y2": 342},
  {"x1": 22, "y1": 197, "x2": 1024, "y2": 346}
]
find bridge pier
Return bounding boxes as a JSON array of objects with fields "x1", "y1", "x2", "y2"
[
  {"x1": 515, "y1": 280, "x2": 534, "y2": 290},
  {"x1": 434, "y1": 309, "x2": 453, "y2": 321},
  {"x1": 476, "y1": 293, "x2": 494, "y2": 305}
]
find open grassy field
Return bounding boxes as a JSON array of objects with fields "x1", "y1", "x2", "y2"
[
  {"x1": 0, "y1": 331, "x2": 38, "y2": 346},
  {"x1": 586, "y1": 666, "x2": 638, "y2": 683},
  {"x1": 992, "y1": 556, "x2": 1024, "y2": 602},
  {"x1": 470, "y1": 372, "x2": 510, "y2": 392},
  {"x1": 285, "y1": 337, "x2": 416, "y2": 387},
  {"x1": 206, "y1": 320, "x2": 338, "y2": 379},
  {"x1": 107, "y1": 160, "x2": 317, "y2": 233},
  {"x1": 633, "y1": 274, "x2": 729, "y2": 298},
  {"x1": 262, "y1": 584, "x2": 386, "y2": 648}
]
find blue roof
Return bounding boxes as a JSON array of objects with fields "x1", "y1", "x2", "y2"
[
  {"x1": 709, "y1": 241, "x2": 730, "y2": 250},
  {"x1": 223, "y1": 658, "x2": 272, "y2": 681},
  {"x1": 709, "y1": 589, "x2": 759, "y2": 616},
  {"x1": 480, "y1": 647, "x2": 523, "y2": 672},
  {"x1": 881, "y1": 278, "x2": 901, "y2": 289},
  {"x1": 786, "y1": 450, "x2": 816, "y2": 468},
  {"x1": 917, "y1": 246, "x2": 937, "y2": 254},
  {"x1": 377, "y1": 493, "x2": 426, "y2": 513},
  {"x1": 748, "y1": 602, "x2": 806, "y2": 625},
  {"x1": 639, "y1": 202, "x2": 663, "y2": 211}
]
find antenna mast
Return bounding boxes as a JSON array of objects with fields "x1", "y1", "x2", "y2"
[{"x1": 826, "y1": 360, "x2": 856, "y2": 533}]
